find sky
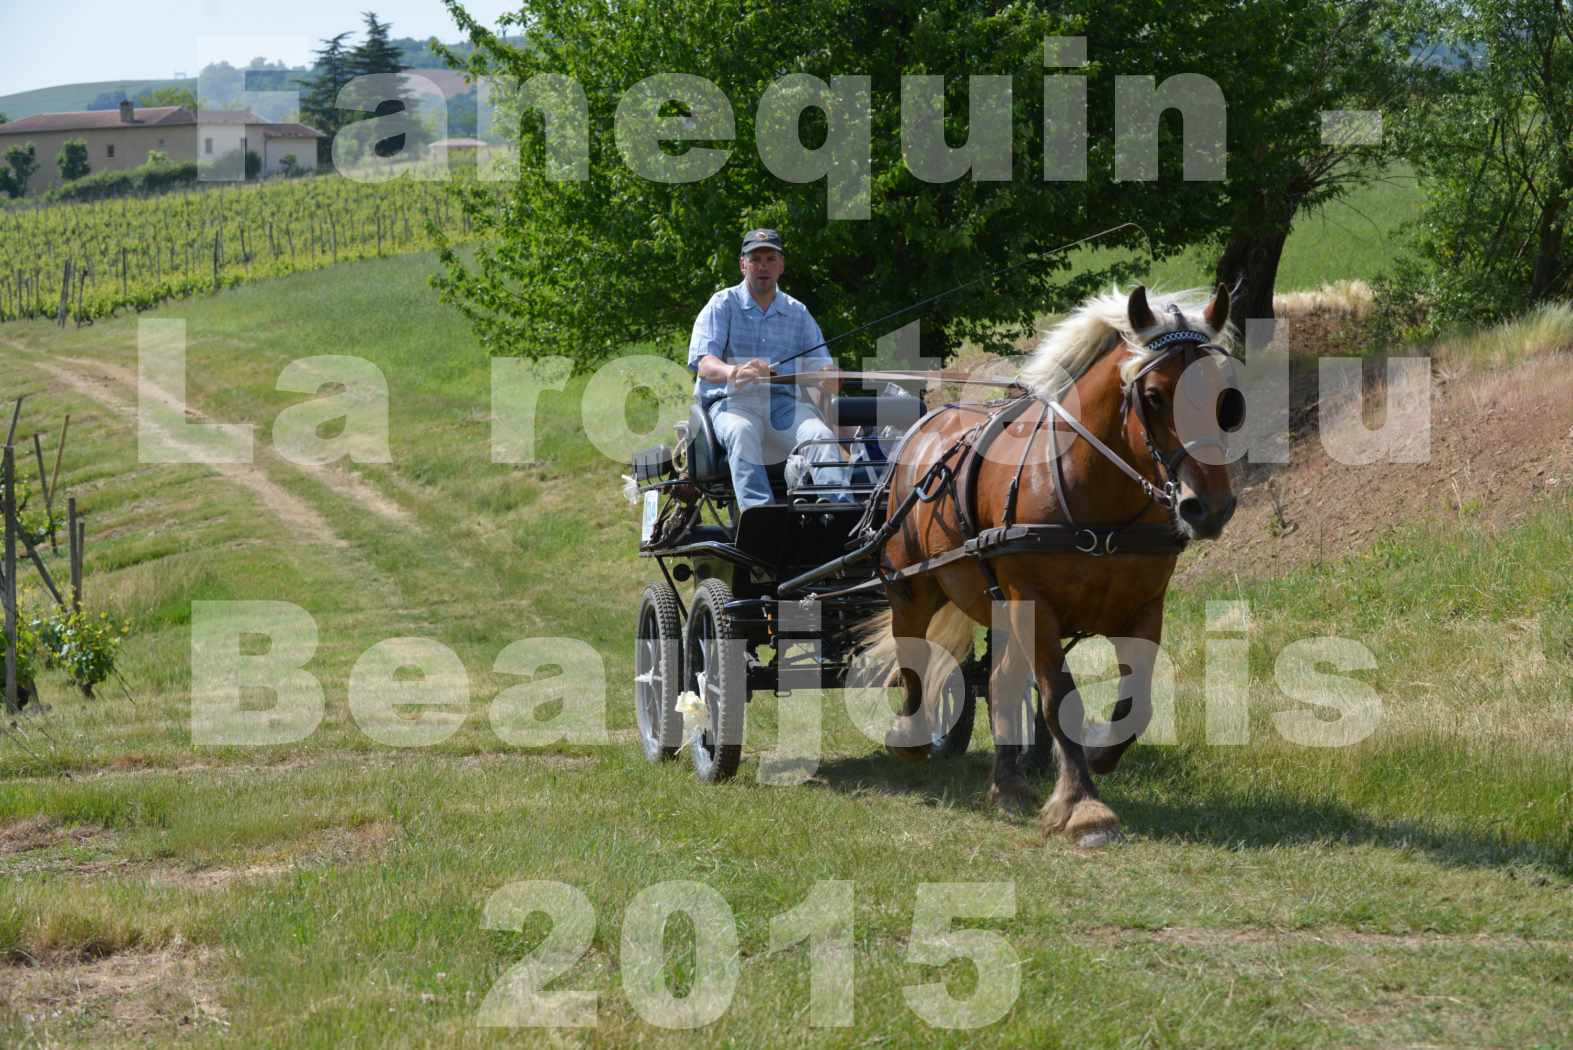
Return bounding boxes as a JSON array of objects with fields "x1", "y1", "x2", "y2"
[{"x1": 0, "y1": 0, "x2": 519, "y2": 99}]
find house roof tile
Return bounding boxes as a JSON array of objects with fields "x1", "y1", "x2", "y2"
[
  {"x1": 258, "y1": 123, "x2": 324, "y2": 140},
  {"x1": 0, "y1": 107, "x2": 265, "y2": 135}
]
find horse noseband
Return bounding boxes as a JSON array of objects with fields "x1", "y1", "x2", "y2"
[{"x1": 1121, "y1": 332, "x2": 1234, "y2": 502}]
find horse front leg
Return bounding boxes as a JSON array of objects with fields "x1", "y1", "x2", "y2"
[
  {"x1": 1083, "y1": 601, "x2": 1165, "y2": 776},
  {"x1": 1034, "y1": 618, "x2": 1123, "y2": 848}
]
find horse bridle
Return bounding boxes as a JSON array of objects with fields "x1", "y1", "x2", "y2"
[{"x1": 1116, "y1": 326, "x2": 1241, "y2": 509}]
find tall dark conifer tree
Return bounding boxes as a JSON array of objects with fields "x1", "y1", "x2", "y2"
[
  {"x1": 348, "y1": 12, "x2": 426, "y2": 158},
  {"x1": 300, "y1": 32, "x2": 354, "y2": 164}
]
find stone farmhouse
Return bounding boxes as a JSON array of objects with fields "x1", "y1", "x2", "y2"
[{"x1": 0, "y1": 100, "x2": 322, "y2": 194}]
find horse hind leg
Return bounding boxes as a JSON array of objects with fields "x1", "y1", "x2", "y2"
[
  {"x1": 984, "y1": 604, "x2": 1040, "y2": 817},
  {"x1": 878, "y1": 576, "x2": 953, "y2": 762}
]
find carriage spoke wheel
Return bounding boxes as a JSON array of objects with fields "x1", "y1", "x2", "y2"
[
  {"x1": 634, "y1": 581, "x2": 683, "y2": 762},
  {"x1": 684, "y1": 578, "x2": 746, "y2": 782}
]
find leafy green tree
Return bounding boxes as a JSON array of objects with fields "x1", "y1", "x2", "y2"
[
  {"x1": 1206, "y1": 1, "x2": 1431, "y2": 323},
  {"x1": 0, "y1": 142, "x2": 37, "y2": 197},
  {"x1": 1383, "y1": 0, "x2": 1573, "y2": 331},
  {"x1": 350, "y1": 12, "x2": 405, "y2": 77},
  {"x1": 58, "y1": 138, "x2": 90, "y2": 181},
  {"x1": 301, "y1": 31, "x2": 356, "y2": 164},
  {"x1": 136, "y1": 85, "x2": 199, "y2": 110},
  {"x1": 433, "y1": 0, "x2": 1239, "y2": 368},
  {"x1": 198, "y1": 61, "x2": 245, "y2": 109},
  {"x1": 0, "y1": 112, "x2": 9, "y2": 125}
]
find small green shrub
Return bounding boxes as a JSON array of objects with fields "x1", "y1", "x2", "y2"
[
  {"x1": 2, "y1": 610, "x2": 39, "y2": 701},
  {"x1": 44, "y1": 159, "x2": 199, "y2": 203},
  {"x1": 31, "y1": 608, "x2": 127, "y2": 698},
  {"x1": 14, "y1": 479, "x2": 61, "y2": 548}
]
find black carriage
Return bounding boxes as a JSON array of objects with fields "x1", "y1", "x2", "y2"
[{"x1": 630, "y1": 389, "x2": 992, "y2": 780}]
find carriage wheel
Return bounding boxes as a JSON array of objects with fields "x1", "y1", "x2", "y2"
[
  {"x1": 634, "y1": 581, "x2": 684, "y2": 762},
  {"x1": 930, "y1": 659, "x2": 979, "y2": 757},
  {"x1": 684, "y1": 578, "x2": 746, "y2": 782}
]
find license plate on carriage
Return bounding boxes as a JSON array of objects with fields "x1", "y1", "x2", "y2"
[{"x1": 640, "y1": 490, "x2": 660, "y2": 544}]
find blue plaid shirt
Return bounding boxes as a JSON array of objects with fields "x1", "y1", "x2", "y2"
[{"x1": 687, "y1": 281, "x2": 830, "y2": 403}]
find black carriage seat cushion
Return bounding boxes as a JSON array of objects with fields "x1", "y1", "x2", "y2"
[
  {"x1": 685, "y1": 400, "x2": 805, "y2": 494},
  {"x1": 829, "y1": 395, "x2": 924, "y2": 431},
  {"x1": 687, "y1": 401, "x2": 729, "y2": 485}
]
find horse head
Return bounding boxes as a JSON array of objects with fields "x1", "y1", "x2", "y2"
[{"x1": 1121, "y1": 284, "x2": 1242, "y2": 540}]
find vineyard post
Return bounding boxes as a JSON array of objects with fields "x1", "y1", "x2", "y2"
[
  {"x1": 31, "y1": 433, "x2": 51, "y2": 534},
  {"x1": 57, "y1": 258, "x2": 71, "y2": 327},
  {"x1": 212, "y1": 232, "x2": 221, "y2": 291},
  {"x1": 68, "y1": 496, "x2": 80, "y2": 612},
  {"x1": 5, "y1": 397, "x2": 22, "y2": 447},
  {"x1": 3, "y1": 446, "x2": 17, "y2": 715},
  {"x1": 121, "y1": 246, "x2": 128, "y2": 299},
  {"x1": 75, "y1": 518, "x2": 85, "y2": 612},
  {"x1": 48, "y1": 415, "x2": 69, "y2": 553}
]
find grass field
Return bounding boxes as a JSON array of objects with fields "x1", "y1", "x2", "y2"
[{"x1": 0, "y1": 247, "x2": 1569, "y2": 1047}]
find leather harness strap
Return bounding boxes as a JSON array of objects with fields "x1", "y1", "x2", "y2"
[
  {"x1": 780, "y1": 330, "x2": 1233, "y2": 601},
  {"x1": 865, "y1": 335, "x2": 1236, "y2": 589}
]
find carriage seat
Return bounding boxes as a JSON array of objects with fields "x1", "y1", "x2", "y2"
[{"x1": 685, "y1": 395, "x2": 924, "y2": 488}]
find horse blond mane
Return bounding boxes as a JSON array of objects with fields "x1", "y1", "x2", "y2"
[{"x1": 1017, "y1": 286, "x2": 1234, "y2": 398}]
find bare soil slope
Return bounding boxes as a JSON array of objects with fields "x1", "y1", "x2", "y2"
[{"x1": 1180, "y1": 314, "x2": 1573, "y2": 582}]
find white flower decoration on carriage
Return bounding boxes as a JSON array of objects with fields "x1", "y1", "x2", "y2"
[
  {"x1": 621, "y1": 474, "x2": 640, "y2": 504},
  {"x1": 675, "y1": 683, "x2": 706, "y2": 728}
]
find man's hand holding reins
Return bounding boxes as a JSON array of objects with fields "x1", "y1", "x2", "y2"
[{"x1": 727, "y1": 357, "x2": 771, "y2": 389}]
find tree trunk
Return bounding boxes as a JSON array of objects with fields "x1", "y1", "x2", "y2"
[
  {"x1": 1528, "y1": 193, "x2": 1567, "y2": 302},
  {"x1": 1215, "y1": 225, "x2": 1291, "y2": 327}
]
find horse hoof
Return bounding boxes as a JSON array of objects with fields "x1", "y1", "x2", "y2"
[
  {"x1": 988, "y1": 782, "x2": 1034, "y2": 817},
  {"x1": 1063, "y1": 799, "x2": 1121, "y2": 846},
  {"x1": 885, "y1": 744, "x2": 930, "y2": 763},
  {"x1": 1075, "y1": 827, "x2": 1125, "y2": 849}
]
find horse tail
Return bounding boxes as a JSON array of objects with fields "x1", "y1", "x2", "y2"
[{"x1": 852, "y1": 603, "x2": 975, "y2": 686}]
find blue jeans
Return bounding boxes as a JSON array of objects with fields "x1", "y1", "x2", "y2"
[{"x1": 709, "y1": 387, "x2": 852, "y2": 510}]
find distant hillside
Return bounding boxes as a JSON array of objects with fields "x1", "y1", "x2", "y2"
[
  {"x1": 0, "y1": 79, "x2": 189, "y2": 120},
  {"x1": 0, "y1": 33, "x2": 524, "y2": 130}
]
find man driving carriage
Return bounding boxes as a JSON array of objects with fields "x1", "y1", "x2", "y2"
[{"x1": 688, "y1": 229, "x2": 852, "y2": 510}]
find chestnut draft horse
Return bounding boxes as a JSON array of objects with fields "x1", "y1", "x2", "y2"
[{"x1": 855, "y1": 285, "x2": 1242, "y2": 848}]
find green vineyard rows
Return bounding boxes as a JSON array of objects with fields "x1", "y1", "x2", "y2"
[{"x1": 0, "y1": 174, "x2": 477, "y2": 323}]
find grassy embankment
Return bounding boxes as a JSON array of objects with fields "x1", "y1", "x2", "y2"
[{"x1": 0, "y1": 181, "x2": 1569, "y2": 1047}]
